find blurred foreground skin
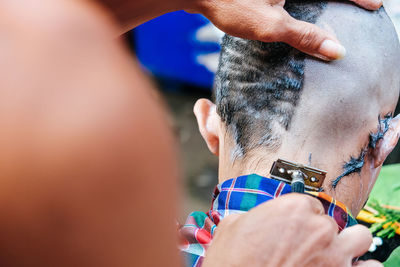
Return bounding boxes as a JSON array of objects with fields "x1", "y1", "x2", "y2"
[
  {"x1": 0, "y1": 0, "x2": 382, "y2": 266},
  {"x1": 0, "y1": 1, "x2": 180, "y2": 266}
]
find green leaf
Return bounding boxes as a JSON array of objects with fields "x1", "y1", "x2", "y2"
[
  {"x1": 370, "y1": 222, "x2": 385, "y2": 234},
  {"x1": 367, "y1": 164, "x2": 400, "y2": 207},
  {"x1": 377, "y1": 227, "x2": 395, "y2": 238},
  {"x1": 388, "y1": 231, "x2": 396, "y2": 239},
  {"x1": 384, "y1": 247, "x2": 400, "y2": 267}
]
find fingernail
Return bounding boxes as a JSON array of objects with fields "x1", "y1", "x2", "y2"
[
  {"x1": 373, "y1": 0, "x2": 383, "y2": 9},
  {"x1": 319, "y1": 39, "x2": 346, "y2": 60}
]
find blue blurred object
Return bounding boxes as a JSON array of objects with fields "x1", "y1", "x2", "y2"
[{"x1": 134, "y1": 11, "x2": 222, "y2": 89}]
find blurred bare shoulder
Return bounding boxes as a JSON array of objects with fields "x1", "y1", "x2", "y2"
[{"x1": 0, "y1": 1, "x2": 180, "y2": 266}]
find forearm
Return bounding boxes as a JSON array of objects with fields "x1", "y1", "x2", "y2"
[{"x1": 97, "y1": 0, "x2": 202, "y2": 32}]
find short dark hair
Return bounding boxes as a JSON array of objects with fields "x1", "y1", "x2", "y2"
[{"x1": 214, "y1": 0, "x2": 327, "y2": 156}]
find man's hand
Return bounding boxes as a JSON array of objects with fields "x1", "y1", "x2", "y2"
[
  {"x1": 203, "y1": 194, "x2": 382, "y2": 267},
  {"x1": 187, "y1": 0, "x2": 382, "y2": 60},
  {"x1": 98, "y1": 0, "x2": 381, "y2": 60}
]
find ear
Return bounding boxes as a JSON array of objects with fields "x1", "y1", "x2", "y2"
[
  {"x1": 372, "y1": 114, "x2": 400, "y2": 167},
  {"x1": 193, "y1": 98, "x2": 221, "y2": 156}
]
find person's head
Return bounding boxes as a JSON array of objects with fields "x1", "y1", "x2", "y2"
[{"x1": 194, "y1": 1, "x2": 400, "y2": 215}]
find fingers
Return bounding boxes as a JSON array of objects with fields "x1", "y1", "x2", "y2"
[
  {"x1": 353, "y1": 260, "x2": 383, "y2": 267},
  {"x1": 253, "y1": 0, "x2": 381, "y2": 60},
  {"x1": 213, "y1": 213, "x2": 241, "y2": 237},
  {"x1": 349, "y1": 0, "x2": 382, "y2": 11},
  {"x1": 253, "y1": 193, "x2": 325, "y2": 215},
  {"x1": 219, "y1": 213, "x2": 241, "y2": 226},
  {"x1": 337, "y1": 225, "x2": 373, "y2": 258},
  {"x1": 280, "y1": 15, "x2": 345, "y2": 60},
  {"x1": 284, "y1": 193, "x2": 326, "y2": 215}
]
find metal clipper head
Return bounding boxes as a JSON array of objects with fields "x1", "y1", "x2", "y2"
[{"x1": 269, "y1": 159, "x2": 327, "y2": 191}]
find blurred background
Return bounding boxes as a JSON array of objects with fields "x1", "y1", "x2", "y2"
[{"x1": 125, "y1": 1, "x2": 400, "y2": 221}]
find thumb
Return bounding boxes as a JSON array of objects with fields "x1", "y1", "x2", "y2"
[{"x1": 281, "y1": 15, "x2": 346, "y2": 61}]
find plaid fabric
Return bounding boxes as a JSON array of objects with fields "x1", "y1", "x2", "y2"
[
  {"x1": 178, "y1": 174, "x2": 357, "y2": 267},
  {"x1": 306, "y1": 191, "x2": 358, "y2": 229}
]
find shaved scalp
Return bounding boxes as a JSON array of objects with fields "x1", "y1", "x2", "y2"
[
  {"x1": 301, "y1": 3, "x2": 400, "y2": 188},
  {"x1": 214, "y1": 1, "x2": 400, "y2": 166}
]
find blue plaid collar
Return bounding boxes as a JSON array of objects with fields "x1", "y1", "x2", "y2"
[
  {"x1": 209, "y1": 174, "x2": 357, "y2": 229},
  {"x1": 210, "y1": 174, "x2": 292, "y2": 219}
]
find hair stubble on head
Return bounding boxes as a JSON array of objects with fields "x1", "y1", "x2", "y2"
[{"x1": 214, "y1": 0, "x2": 328, "y2": 159}]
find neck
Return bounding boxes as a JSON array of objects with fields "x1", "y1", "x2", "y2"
[
  {"x1": 218, "y1": 152, "x2": 277, "y2": 184},
  {"x1": 217, "y1": 146, "x2": 372, "y2": 216}
]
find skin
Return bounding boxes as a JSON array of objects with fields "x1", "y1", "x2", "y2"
[
  {"x1": 0, "y1": 1, "x2": 179, "y2": 266},
  {"x1": 194, "y1": 2, "x2": 400, "y2": 217},
  {"x1": 97, "y1": 0, "x2": 382, "y2": 60},
  {"x1": 0, "y1": 0, "x2": 385, "y2": 266}
]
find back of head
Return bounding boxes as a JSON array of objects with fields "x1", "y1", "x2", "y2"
[
  {"x1": 215, "y1": 0, "x2": 328, "y2": 155},
  {"x1": 215, "y1": 0, "x2": 400, "y2": 156},
  {"x1": 213, "y1": 0, "x2": 400, "y2": 212}
]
